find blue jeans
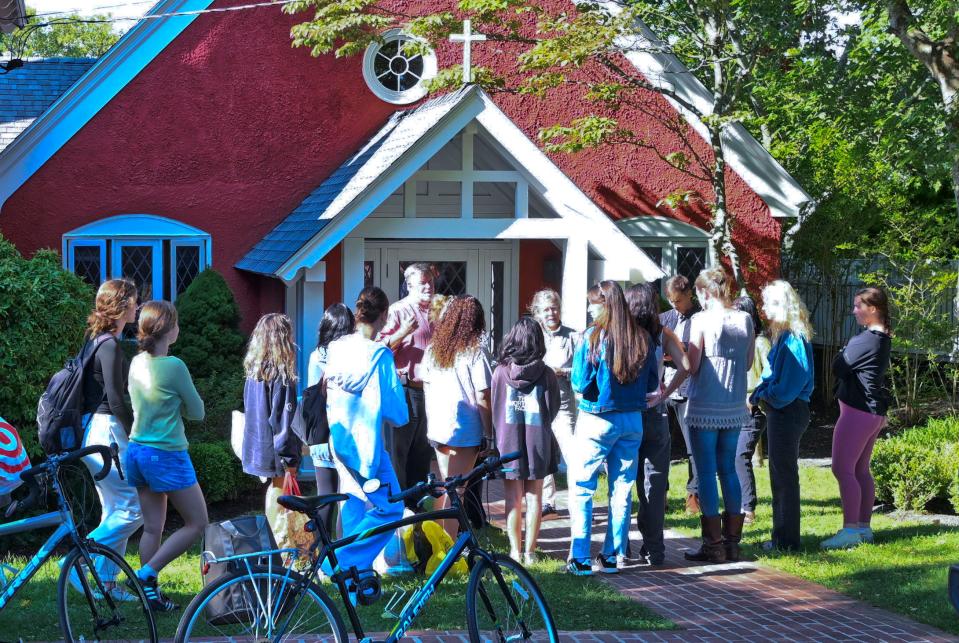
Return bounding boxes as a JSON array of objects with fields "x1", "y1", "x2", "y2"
[
  {"x1": 568, "y1": 410, "x2": 643, "y2": 563},
  {"x1": 334, "y1": 449, "x2": 404, "y2": 571},
  {"x1": 689, "y1": 428, "x2": 742, "y2": 517}
]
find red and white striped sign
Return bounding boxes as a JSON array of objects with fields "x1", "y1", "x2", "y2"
[{"x1": 0, "y1": 418, "x2": 30, "y2": 495}]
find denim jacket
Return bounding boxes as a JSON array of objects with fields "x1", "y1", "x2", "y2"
[{"x1": 572, "y1": 328, "x2": 659, "y2": 414}]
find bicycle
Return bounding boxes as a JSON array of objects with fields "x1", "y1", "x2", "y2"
[
  {"x1": 176, "y1": 450, "x2": 558, "y2": 642},
  {"x1": 0, "y1": 444, "x2": 158, "y2": 642}
]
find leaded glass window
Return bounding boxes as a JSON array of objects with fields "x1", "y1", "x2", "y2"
[{"x1": 72, "y1": 245, "x2": 103, "y2": 287}]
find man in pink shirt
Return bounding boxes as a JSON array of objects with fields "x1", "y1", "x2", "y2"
[{"x1": 379, "y1": 263, "x2": 435, "y2": 501}]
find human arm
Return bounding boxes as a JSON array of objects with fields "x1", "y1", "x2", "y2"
[
  {"x1": 654, "y1": 327, "x2": 689, "y2": 403},
  {"x1": 307, "y1": 349, "x2": 325, "y2": 387},
  {"x1": 750, "y1": 334, "x2": 811, "y2": 409},
  {"x1": 175, "y1": 359, "x2": 205, "y2": 421},
  {"x1": 685, "y1": 317, "x2": 705, "y2": 376},
  {"x1": 379, "y1": 306, "x2": 417, "y2": 351},
  {"x1": 270, "y1": 381, "x2": 302, "y2": 472},
  {"x1": 98, "y1": 339, "x2": 134, "y2": 434},
  {"x1": 377, "y1": 350, "x2": 410, "y2": 429},
  {"x1": 545, "y1": 368, "x2": 561, "y2": 423},
  {"x1": 570, "y1": 331, "x2": 597, "y2": 394},
  {"x1": 473, "y1": 350, "x2": 494, "y2": 440}
]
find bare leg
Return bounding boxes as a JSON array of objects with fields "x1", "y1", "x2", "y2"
[
  {"x1": 144, "y1": 484, "x2": 209, "y2": 574},
  {"x1": 523, "y1": 480, "x2": 545, "y2": 555},
  {"x1": 135, "y1": 487, "x2": 167, "y2": 567},
  {"x1": 434, "y1": 444, "x2": 480, "y2": 538},
  {"x1": 503, "y1": 480, "x2": 524, "y2": 559}
]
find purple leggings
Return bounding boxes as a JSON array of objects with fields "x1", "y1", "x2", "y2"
[{"x1": 831, "y1": 401, "x2": 886, "y2": 525}]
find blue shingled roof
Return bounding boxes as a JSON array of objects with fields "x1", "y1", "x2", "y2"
[
  {"x1": 236, "y1": 86, "x2": 476, "y2": 277},
  {"x1": 0, "y1": 58, "x2": 96, "y2": 153}
]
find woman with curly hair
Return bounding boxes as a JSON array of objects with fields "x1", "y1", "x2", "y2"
[
  {"x1": 750, "y1": 280, "x2": 814, "y2": 552},
  {"x1": 242, "y1": 313, "x2": 302, "y2": 516},
  {"x1": 422, "y1": 295, "x2": 493, "y2": 536}
]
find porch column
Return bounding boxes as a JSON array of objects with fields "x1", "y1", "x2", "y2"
[
  {"x1": 561, "y1": 237, "x2": 588, "y2": 331},
  {"x1": 342, "y1": 236, "x2": 365, "y2": 306},
  {"x1": 301, "y1": 263, "x2": 326, "y2": 384}
]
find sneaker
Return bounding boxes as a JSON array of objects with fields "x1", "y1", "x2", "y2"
[
  {"x1": 820, "y1": 528, "x2": 864, "y2": 550},
  {"x1": 857, "y1": 527, "x2": 874, "y2": 543},
  {"x1": 565, "y1": 559, "x2": 593, "y2": 576},
  {"x1": 743, "y1": 510, "x2": 756, "y2": 525},
  {"x1": 541, "y1": 504, "x2": 558, "y2": 517},
  {"x1": 131, "y1": 576, "x2": 178, "y2": 612},
  {"x1": 594, "y1": 554, "x2": 618, "y2": 574}
]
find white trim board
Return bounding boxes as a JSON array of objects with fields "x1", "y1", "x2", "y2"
[{"x1": 279, "y1": 88, "x2": 665, "y2": 284}]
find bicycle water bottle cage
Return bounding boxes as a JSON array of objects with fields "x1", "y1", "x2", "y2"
[{"x1": 349, "y1": 567, "x2": 381, "y2": 606}]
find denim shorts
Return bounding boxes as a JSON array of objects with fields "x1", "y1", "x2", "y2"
[{"x1": 125, "y1": 441, "x2": 197, "y2": 492}]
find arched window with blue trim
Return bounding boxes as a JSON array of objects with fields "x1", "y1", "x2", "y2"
[{"x1": 63, "y1": 215, "x2": 212, "y2": 301}]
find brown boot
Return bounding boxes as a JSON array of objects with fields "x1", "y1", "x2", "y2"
[
  {"x1": 685, "y1": 493, "x2": 700, "y2": 515},
  {"x1": 722, "y1": 512, "x2": 746, "y2": 562},
  {"x1": 684, "y1": 515, "x2": 726, "y2": 563}
]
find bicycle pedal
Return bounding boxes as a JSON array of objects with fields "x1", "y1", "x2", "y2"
[{"x1": 381, "y1": 589, "x2": 408, "y2": 618}]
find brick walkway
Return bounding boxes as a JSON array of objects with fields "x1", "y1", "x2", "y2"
[{"x1": 480, "y1": 480, "x2": 958, "y2": 643}]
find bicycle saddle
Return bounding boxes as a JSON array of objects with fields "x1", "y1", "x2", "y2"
[{"x1": 277, "y1": 493, "x2": 349, "y2": 514}]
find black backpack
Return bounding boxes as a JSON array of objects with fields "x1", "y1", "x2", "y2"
[
  {"x1": 291, "y1": 381, "x2": 329, "y2": 446},
  {"x1": 37, "y1": 334, "x2": 112, "y2": 455}
]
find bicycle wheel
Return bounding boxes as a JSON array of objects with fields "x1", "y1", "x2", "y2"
[
  {"x1": 466, "y1": 553, "x2": 558, "y2": 643},
  {"x1": 58, "y1": 542, "x2": 158, "y2": 643},
  {"x1": 175, "y1": 564, "x2": 348, "y2": 642}
]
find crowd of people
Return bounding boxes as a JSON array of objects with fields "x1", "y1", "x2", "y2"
[{"x1": 72, "y1": 260, "x2": 893, "y2": 611}]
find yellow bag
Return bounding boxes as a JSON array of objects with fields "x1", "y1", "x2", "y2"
[{"x1": 403, "y1": 520, "x2": 467, "y2": 577}]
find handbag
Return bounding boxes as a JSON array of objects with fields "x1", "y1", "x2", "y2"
[{"x1": 265, "y1": 472, "x2": 315, "y2": 568}]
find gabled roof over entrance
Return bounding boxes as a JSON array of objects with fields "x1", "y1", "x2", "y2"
[{"x1": 237, "y1": 85, "x2": 665, "y2": 284}]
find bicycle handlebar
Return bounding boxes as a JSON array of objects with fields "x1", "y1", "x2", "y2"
[
  {"x1": 6, "y1": 444, "x2": 117, "y2": 517},
  {"x1": 387, "y1": 450, "x2": 522, "y2": 505}
]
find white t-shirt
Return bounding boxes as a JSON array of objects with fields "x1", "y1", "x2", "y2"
[{"x1": 422, "y1": 346, "x2": 492, "y2": 447}]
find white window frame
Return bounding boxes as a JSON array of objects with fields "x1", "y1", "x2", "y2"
[
  {"x1": 362, "y1": 29, "x2": 438, "y2": 105},
  {"x1": 66, "y1": 238, "x2": 107, "y2": 284}
]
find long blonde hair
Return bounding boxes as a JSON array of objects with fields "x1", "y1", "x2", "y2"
[
  {"x1": 244, "y1": 313, "x2": 298, "y2": 384},
  {"x1": 762, "y1": 280, "x2": 813, "y2": 341},
  {"x1": 87, "y1": 279, "x2": 137, "y2": 337}
]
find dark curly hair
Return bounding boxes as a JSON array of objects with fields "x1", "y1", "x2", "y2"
[{"x1": 429, "y1": 295, "x2": 485, "y2": 369}]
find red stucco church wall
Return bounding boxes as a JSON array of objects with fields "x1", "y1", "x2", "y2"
[{"x1": 1, "y1": 0, "x2": 782, "y2": 329}]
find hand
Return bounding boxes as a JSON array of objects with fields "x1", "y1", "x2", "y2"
[
  {"x1": 646, "y1": 392, "x2": 664, "y2": 408},
  {"x1": 398, "y1": 316, "x2": 418, "y2": 338},
  {"x1": 553, "y1": 367, "x2": 567, "y2": 379}
]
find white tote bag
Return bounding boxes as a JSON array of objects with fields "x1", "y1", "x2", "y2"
[{"x1": 230, "y1": 410, "x2": 245, "y2": 459}]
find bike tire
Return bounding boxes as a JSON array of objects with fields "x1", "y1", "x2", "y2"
[
  {"x1": 466, "y1": 553, "x2": 559, "y2": 643},
  {"x1": 58, "y1": 542, "x2": 158, "y2": 643},
  {"x1": 175, "y1": 564, "x2": 348, "y2": 642}
]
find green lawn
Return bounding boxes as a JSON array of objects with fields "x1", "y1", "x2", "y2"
[
  {"x1": 0, "y1": 527, "x2": 672, "y2": 640},
  {"x1": 664, "y1": 462, "x2": 959, "y2": 635}
]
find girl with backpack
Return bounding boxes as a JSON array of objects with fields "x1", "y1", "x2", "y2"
[
  {"x1": 126, "y1": 300, "x2": 206, "y2": 612},
  {"x1": 241, "y1": 313, "x2": 302, "y2": 512},
  {"x1": 72, "y1": 278, "x2": 143, "y2": 600},
  {"x1": 491, "y1": 316, "x2": 560, "y2": 564},
  {"x1": 303, "y1": 303, "x2": 354, "y2": 533}
]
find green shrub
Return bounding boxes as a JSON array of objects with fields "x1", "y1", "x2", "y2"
[
  {"x1": 172, "y1": 269, "x2": 245, "y2": 380},
  {"x1": 951, "y1": 469, "x2": 959, "y2": 515},
  {"x1": 172, "y1": 269, "x2": 246, "y2": 442},
  {"x1": 189, "y1": 440, "x2": 259, "y2": 504},
  {"x1": 0, "y1": 236, "x2": 92, "y2": 457},
  {"x1": 872, "y1": 415, "x2": 959, "y2": 512}
]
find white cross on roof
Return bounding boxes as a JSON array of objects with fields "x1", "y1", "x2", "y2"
[{"x1": 449, "y1": 19, "x2": 487, "y2": 84}]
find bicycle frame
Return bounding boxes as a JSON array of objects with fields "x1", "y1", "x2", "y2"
[
  {"x1": 270, "y1": 487, "x2": 497, "y2": 642},
  {"x1": 0, "y1": 471, "x2": 86, "y2": 610}
]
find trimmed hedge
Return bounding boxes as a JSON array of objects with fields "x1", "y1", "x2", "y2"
[
  {"x1": 189, "y1": 440, "x2": 260, "y2": 504},
  {"x1": 872, "y1": 416, "x2": 959, "y2": 512},
  {"x1": 0, "y1": 236, "x2": 92, "y2": 457}
]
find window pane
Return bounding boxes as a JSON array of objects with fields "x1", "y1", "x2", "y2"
[
  {"x1": 121, "y1": 245, "x2": 155, "y2": 300},
  {"x1": 364, "y1": 261, "x2": 375, "y2": 287},
  {"x1": 174, "y1": 245, "x2": 201, "y2": 297},
  {"x1": 639, "y1": 246, "x2": 664, "y2": 296},
  {"x1": 677, "y1": 246, "x2": 707, "y2": 285},
  {"x1": 73, "y1": 245, "x2": 102, "y2": 287}
]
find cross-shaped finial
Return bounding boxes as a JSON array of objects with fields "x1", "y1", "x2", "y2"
[{"x1": 449, "y1": 19, "x2": 487, "y2": 84}]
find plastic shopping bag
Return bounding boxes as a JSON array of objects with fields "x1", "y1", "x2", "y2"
[{"x1": 266, "y1": 472, "x2": 314, "y2": 568}]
